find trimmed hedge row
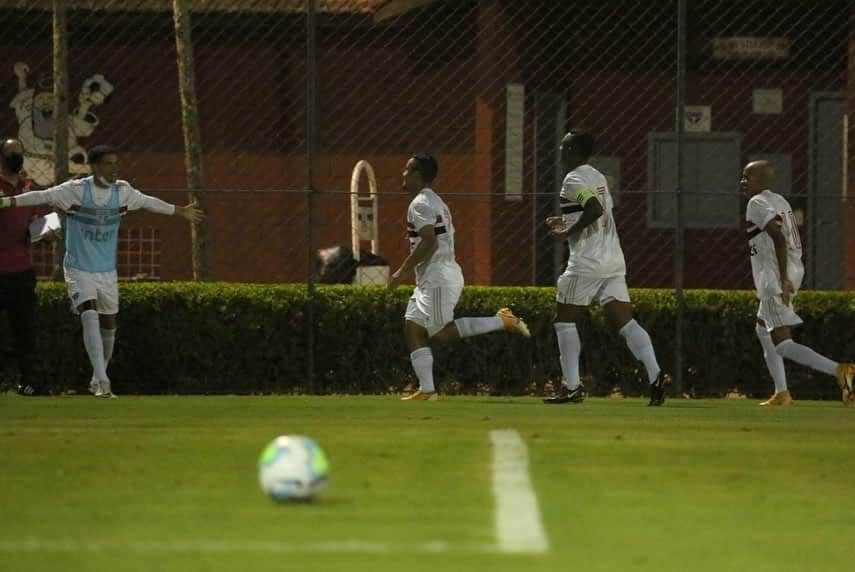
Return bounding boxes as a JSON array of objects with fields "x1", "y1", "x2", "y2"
[{"x1": 1, "y1": 283, "x2": 854, "y2": 398}]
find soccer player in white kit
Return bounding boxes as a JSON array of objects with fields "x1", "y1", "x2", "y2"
[
  {"x1": 0, "y1": 145, "x2": 204, "y2": 398},
  {"x1": 388, "y1": 154, "x2": 531, "y2": 401},
  {"x1": 742, "y1": 160, "x2": 854, "y2": 405},
  {"x1": 542, "y1": 130, "x2": 667, "y2": 406}
]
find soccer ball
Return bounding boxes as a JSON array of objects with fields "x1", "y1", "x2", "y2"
[{"x1": 258, "y1": 435, "x2": 330, "y2": 501}]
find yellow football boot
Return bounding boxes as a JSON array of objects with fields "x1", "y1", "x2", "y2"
[
  {"x1": 496, "y1": 308, "x2": 531, "y2": 338},
  {"x1": 759, "y1": 390, "x2": 793, "y2": 406},
  {"x1": 835, "y1": 363, "x2": 855, "y2": 405},
  {"x1": 401, "y1": 390, "x2": 438, "y2": 401}
]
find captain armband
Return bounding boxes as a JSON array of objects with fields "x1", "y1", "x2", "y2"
[{"x1": 575, "y1": 188, "x2": 595, "y2": 207}]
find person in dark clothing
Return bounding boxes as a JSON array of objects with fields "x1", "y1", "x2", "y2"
[{"x1": 0, "y1": 138, "x2": 40, "y2": 395}]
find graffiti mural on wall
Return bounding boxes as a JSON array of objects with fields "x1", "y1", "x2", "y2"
[{"x1": 10, "y1": 62, "x2": 114, "y2": 186}]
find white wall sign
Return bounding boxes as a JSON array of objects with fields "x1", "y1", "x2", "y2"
[
  {"x1": 11, "y1": 61, "x2": 115, "y2": 185},
  {"x1": 711, "y1": 37, "x2": 790, "y2": 60},
  {"x1": 753, "y1": 89, "x2": 783, "y2": 114},
  {"x1": 505, "y1": 83, "x2": 525, "y2": 202},
  {"x1": 684, "y1": 106, "x2": 711, "y2": 133}
]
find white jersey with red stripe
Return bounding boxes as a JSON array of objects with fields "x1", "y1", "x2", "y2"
[
  {"x1": 745, "y1": 189, "x2": 804, "y2": 299},
  {"x1": 559, "y1": 164, "x2": 626, "y2": 278},
  {"x1": 406, "y1": 188, "x2": 463, "y2": 288}
]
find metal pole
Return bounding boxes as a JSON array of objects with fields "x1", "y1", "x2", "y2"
[
  {"x1": 306, "y1": 0, "x2": 318, "y2": 393},
  {"x1": 674, "y1": 0, "x2": 687, "y2": 396},
  {"x1": 51, "y1": 0, "x2": 69, "y2": 280},
  {"x1": 173, "y1": 0, "x2": 209, "y2": 281}
]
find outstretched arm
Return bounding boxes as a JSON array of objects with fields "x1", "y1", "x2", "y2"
[
  {"x1": 174, "y1": 201, "x2": 205, "y2": 223},
  {"x1": 1, "y1": 189, "x2": 59, "y2": 209},
  {"x1": 127, "y1": 188, "x2": 204, "y2": 222}
]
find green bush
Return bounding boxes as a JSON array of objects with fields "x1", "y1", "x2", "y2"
[{"x1": 1, "y1": 283, "x2": 853, "y2": 398}]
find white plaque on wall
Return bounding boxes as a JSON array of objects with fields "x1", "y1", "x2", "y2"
[
  {"x1": 684, "y1": 106, "x2": 711, "y2": 132},
  {"x1": 711, "y1": 37, "x2": 790, "y2": 60},
  {"x1": 505, "y1": 83, "x2": 525, "y2": 202},
  {"x1": 753, "y1": 89, "x2": 783, "y2": 114}
]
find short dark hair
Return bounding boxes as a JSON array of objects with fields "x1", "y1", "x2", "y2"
[
  {"x1": 562, "y1": 129, "x2": 594, "y2": 158},
  {"x1": 0, "y1": 138, "x2": 21, "y2": 154},
  {"x1": 411, "y1": 154, "x2": 438, "y2": 183},
  {"x1": 87, "y1": 145, "x2": 117, "y2": 165}
]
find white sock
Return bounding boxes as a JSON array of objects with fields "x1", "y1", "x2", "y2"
[
  {"x1": 101, "y1": 328, "x2": 116, "y2": 367},
  {"x1": 554, "y1": 323, "x2": 581, "y2": 390},
  {"x1": 81, "y1": 310, "x2": 108, "y2": 382},
  {"x1": 410, "y1": 347, "x2": 435, "y2": 392},
  {"x1": 619, "y1": 319, "x2": 661, "y2": 384},
  {"x1": 775, "y1": 339, "x2": 838, "y2": 376},
  {"x1": 755, "y1": 324, "x2": 787, "y2": 393},
  {"x1": 454, "y1": 316, "x2": 504, "y2": 338}
]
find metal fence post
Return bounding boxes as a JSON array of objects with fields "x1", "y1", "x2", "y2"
[
  {"x1": 305, "y1": 0, "x2": 318, "y2": 393},
  {"x1": 674, "y1": 0, "x2": 687, "y2": 396}
]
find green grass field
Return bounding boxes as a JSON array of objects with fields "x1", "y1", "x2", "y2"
[{"x1": 1, "y1": 395, "x2": 853, "y2": 572}]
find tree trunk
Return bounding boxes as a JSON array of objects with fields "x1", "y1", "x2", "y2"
[
  {"x1": 51, "y1": 0, "x2": 68, "y2": 281},
  {"x1": 172, "y1": 0, "x2": 209, "y2": 281}
]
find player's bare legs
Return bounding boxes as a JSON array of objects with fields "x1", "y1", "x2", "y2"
[
  {"x1": 544, "y1": 303, "x2": 588, "y2": 404},
  {"x1": 602, "y1": 299, "x2": 632, "y2": 329},
  {"x1": 429, "y1": 310, "x2": 530, "y2": 345},
  {"x1": 603, "y1": 300, "x2": 666, "y2": 406},
  {"x1": 402, "y1": 309, "x2": 531, "y2": 400},
  {"x1": 768, "y1": 323, "x2": 855, "y2": 405}
]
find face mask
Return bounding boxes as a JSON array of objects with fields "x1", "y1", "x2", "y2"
[{"x1": 2, "y1": 152, "x2": 24, "y2": 174}]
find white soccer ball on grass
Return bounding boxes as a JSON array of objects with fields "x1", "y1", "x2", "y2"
[{"x1": 258, "y1": 435, "x2": 330, "y2": 501}]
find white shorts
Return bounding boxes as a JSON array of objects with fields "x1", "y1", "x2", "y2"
[
  {"x1": 65, "y1": 267, "x2": 119, "y2": 315},
  {"x1": 556, "y1": 274, "x2": 631, "y2": 306},
  {"x1": 405, "y1": 284, "x2": 462, "y2": 337},
  {"x1": 757, "y1": 294, "x2": 803, "y2": 332}
]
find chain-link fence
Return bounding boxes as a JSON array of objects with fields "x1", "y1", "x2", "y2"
[
  {"x1": 1, "y1": 0, "x2": 852, "y2": 391},
  {"x1": 2, "y1": 0, "x2": 850, "y2": 288}
]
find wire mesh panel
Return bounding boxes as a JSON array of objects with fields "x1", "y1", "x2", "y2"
[
  {"x1": 2, "y1": 0, "x2": 850, "y2": 288},
  {"x1": 2, "y1": 0, "x2": 313, "y2": 282},
  {"x1": 683, "y1": 0, "x2": 850, "y2": 289},
  {"x1": 1, "y1": 0, "x2": 854, "y2": 397}
]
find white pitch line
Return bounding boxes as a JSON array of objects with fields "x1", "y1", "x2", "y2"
[
  {"x1": 0, "y1": 539, "x2": 496, "y2": 554},
  {"x1": 490, "y1": 429, "x2": 549, "y2": 554}
]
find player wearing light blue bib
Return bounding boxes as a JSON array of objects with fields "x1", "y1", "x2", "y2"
[
  {"x1": 65, "y1": 177, "x2": 123, "y2": 273},
  {"x1": 0, "y1": 145, "x2": 204, "y2": 398}
]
